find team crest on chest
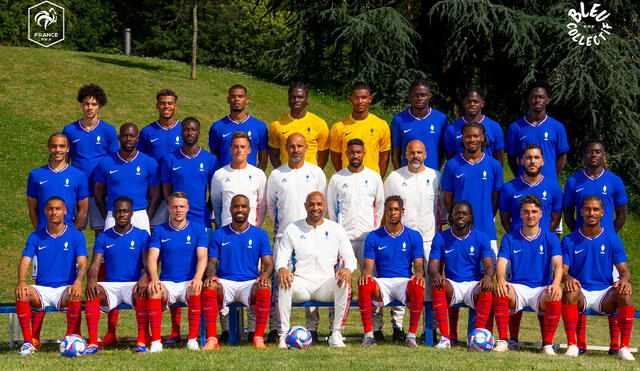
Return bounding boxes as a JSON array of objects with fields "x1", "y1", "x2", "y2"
[
  {"x1": 64, "y1": 178, "x2": 70, "y2": 187},
  {"x1": 130, "y1": 240, "x2": 135, "y2": 250},
  {"x1": 600, "y1": 245, "x2": 606, "y2": 254},
  {"x1": 248, "y1": 239, "x2": 253, "y2": 248},
  {"x1": 542, "y1": 190, "x2": 548, "y2": 200},
  {"x1": 64, "y1": 241, "x2": 69, "y2": 251},
  {"x1": 175, "y1": 136, "x2": 180, "y2": 145},
  {"x1": 430, "y1": 124, "x2": 435, "y2": 134},
  {"x1": 602, "y1": 185, "x2": 607, "y2": 195},
  {"x1": 324, "y1": 231, "x2": 329, "y2": 239},
  {"x1": 539, "y1": 245, "x2": 544, "y2": 254},
  {"x1": 199, "y1": 163, "x2": 204, "y2": 172},
  {"x1": 544, "y1": 132, "x2": 549, "y2": 141},
  {"x1": 469, "y1": 246, "x2": 475, "y2": 255},
  {"x1": 186, "y1": 235, "x2": 191, "y2": 244},
  {"x1": 136, "y1": 166, "x2": 141, "y2": 175},
  {"x1": 96, "y1": 135, "x2": 101, "y2": 144},
  {"x1": 482, "y1": 171, "x2": 487, "y2": 180},
  {"x1": 402, "y1": 242, "x2": 407, "y2": 252}
]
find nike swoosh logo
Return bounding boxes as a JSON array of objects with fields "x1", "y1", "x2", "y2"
[
  {"x1": 456, "y1": 135, "x2": 463, "y2": 139},
  {"x1": 39, "y1": 180, "x2": 48, "y2": 185},
  {"x1": 456, "y1": 174, "x2": 464, "y2": 178},
  {"x1": 222, "y1": 133, "x2": 232, "y2": 137},
  {"x1": 519, "y1": 136, "x2": 527, "y2": 141},
  {"x1": 161, "y1": 238, "x2": 171, "y2": 243},
  {"x1": 172, "y1": 166, "x2": 182, "y2": 171},
  {"x1": 514, "y1": 249, "x2": 522, "y2": 254},
  {"x1": 282, "y1": 131, "x2": 289, "y2": 135},
  {"x1": 344, "y1": 132, "x2": 351, "y2": 136},
  {"x1": 378, "y1": 246, "x2": 387, "y2": 250},
  {"x1": 109, "y1": 170, "x2": 119, "y2": 174},
  {"x1": 38, "y1": 246, "x2": 47, "y2": 250},
  {"x1": 403, "y1": 129, "x2": 413, "y2": 134},
  {"x1": 150, "y1": 138, "x2": 159, "y2": 142},
  {"x1": 445, "y1": 249, "x2": 454, "y2": 254},
  {"x1": 576, "y1": 188, "x2": 584, "y2": 192},
  {"x1": 221, "y1": 242, "x2": 231, "y2": 246},
  {"x1": 513, "y1": 194, "x2": 524, "y2": 199},
  {"x1": 575, "y1": 249, "x2": 584, "y2": 254},
  {"x1": 106, "y1": 244, "x2": 115, "y2": 249},
  {"x1": 72, "y1": 139, "x2": 81, "y2": 143}
]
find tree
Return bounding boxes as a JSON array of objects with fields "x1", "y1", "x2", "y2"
[{"x1": 191, "y1": 0, "x2": 198, "y2": 79}]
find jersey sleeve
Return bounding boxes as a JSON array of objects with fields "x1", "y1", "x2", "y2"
[
  {"x1": 259, "y1": 230, "x2": 272, "y2": 257},
  {"x1": 492, "y1": 160, "x2": 503, "y2": 191},
  {"x1": 548, "y1": 233, "x2": 562, "y2": 257},
  {"x1": 208, "y1": 154, "x2": 218, "y2": 180},
  {"x1": 76, "y1": 171, "x2": 89, "y2": 200},
  {"x1": 275, "y1": 228, "x2": 293, "y2": 270},
  {"x1": 505, "y1": 122, "x2": 518, "y2": 157},
  {"x1": 148, "y1": 228, "x2": 162, "y2": 250},
  {"x1": 315, "y1": 168, "x2": 327, "y2": 194},
  {"x1": 140, "y1": 231, "x2": 150, "y2": 251},
  {"x1": 74, "y1": 230, "x2": 88, "y2": 257},
  {"x1": 159, "y1": 154, "x2": 172, "y2": 184},
  {"x1": 266, "y1": 172, "x2": 278, "y2": 222},
  {"x1": 106, "y1": 124, "x2": 119, "y2": 154},
  {"x1": 255, "y1": 171, "x2": 267, "y2": 227},
  {"x1": 374, "y1": 175, "x2": 385, "y2": 228},
  {"x1": 26, "y1": 170, "x2": 38, "y2": 198},
  {"x1": 497, "y1": 234, "x2": 511, "y2": 260},
  {"x1": 379, "y1": 120, "x2": 392, "y2": 152},
  {"x1": 498, "y1": 183, "x2": 511, "y2": 212},
  {"x1": 337, "y1": 226, "x2": 357, "y2": 272},
  {"x1": 316, "y1": 118, "x2": 330, "y2": 151},
  {"x1": 428, "y1": 233, "x2": 443, "y2": 261},
  {"x1": 478, "y1": 232, "x2": 494, "y2": 259},
  {"x1": 211, "y1": 172, "x2": 222, "y2": 225},
  {"x1": 611, "y1": 234, "x2": 628, "y2": 265},
  {"x1": 267, "y1": 120, "x2": 281, "y2": 149},
  {"x1": 562, "y1": 176, "x2": 576, "y2": 207},
  {"x1": 560, "y1": 236, "x2": 572, "y2": 268},
  {"x1": 438, "y1": 115, "x2": 448, "y2": 148},
  {"x1": 94, "y1": 158, "x2": 107, "y2": 184},
  {"x1": 492, "y1": 122, "x2": 505, "y2": 152},
  {"x1": 195, "y1": 224, "x2": 208, "y2": 248},
  {"x1": 208, "y1": 124, "x2": 219, "y2": 155},
  {"x1": 257, "y1": 121, "x2": 268, "y2": 151},
  {"x1": 613, "y1": 175, "x2": 629, "y2": 206},
  {"x1": 551, "y1": 182, "x2": 563, "y2": 212},
  {"x1": 208, "y1": 231, "x2": 220, "y2": 259},
  {"x1": 556, "y1": 123, "x2": 570, "y2": 154},
  {"x1": 326, "y1": 176, "x2": 339, "y2": 222},
  {"x1": 410, "y1": 231, "x2": 425, "y2": 260},
  {"x1": 329, "y1": 123, "x2": 343, "y2": 153},
  {"x1": 136, "y1": 128, "x2": 148, "y2": 154},
  {"x1": 390, "y1": 114, "x2": 401, "y2": 147},
  {"x1": 22, "y1": 233, "x2": 38, "y2": 258},
  {"x1": 441, "y1": 161, "x2": 454, "y2": 192},
  {"x1": 443, "y1": 125, "x2": 455, "y2": 154},
  {"x1": 147, "y1": 157, "x2": 160, "y2": 186},
  {"x1": 93, "y1": 232, "x2": 106, "y2": 255},
  {"x1": 363, "y1": 232, "x2": 376, "y2": 261}
]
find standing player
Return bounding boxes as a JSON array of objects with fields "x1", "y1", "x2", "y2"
[
  {"x1": 276, "y1": 192, "x2": 357, "y2": 348},
  {"x1": 506, "y1": 81, "x2": 569, "y2": 181},
  {"x1": 209, "y1": 85, "x2": 268, "y2": 170},
  {"x1": 442, "y1": 123, "x2": 502, "y2": 252},
  {"x1": 329, "y1": 82, "x2": 391, "y2": 177},
  {"x1": 444, "y1": 88, "x2": 504, "y2": 164},
  {"x1": 268, "y1": 82, "x2": 330, "y2": 169},
  {"x1": 27, "y1": 133, "x2": 88, "y2": 231},
  {"x1": 429, "y1": 201, "x2": 494, "y2": 349},
  {"x1": 493, "y1": 195, "x2": 563, "y2": 354},
  {"x1": 146, "y1": 192, "x2": 208, "y2": 352},
  {"x1": 84, "y1": 197, "x2": 150, "y2": 354},
  {"x1": 391, "y1": 79, "x2": 448, "y2": 171},
  {"x1": 202, "y1": 195, "x2": 274, "y2": 350},
  {"x1": 63, "y1": 83, "x2": 118, "y2": 233},
  {"x1": 211, "y1": 132, "x2": 266, "y2": 227},
  {"x1": 561, "y1": 196, "x2": 635, "y2": 361},
  {"x1": 15, "y1": 197, "x2": 87, "y2": 356},
  {"x1": 94, "y1": 123, "x2": 160, "y2": 233},
  {"x1": 358, "y1": 196, "x2": 426, "y2": 348}
]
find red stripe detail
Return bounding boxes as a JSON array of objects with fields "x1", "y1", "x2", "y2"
[
  {"x1": 45, "y1": 224, "x2": 68, "y2": 238},
  {"x1": 154, "y1": 120, "x2": 180, "y2": 131},
  {"x1": 461, "y1": 114, "x2": 486, "y2": 124},
  {"x1": 168, "y1": 220, "x2": 190, "y2": 232},
  {"x1": 521, "y1": 175, "x2": 544, "y2": 187},
  {"x1": 383, "y1": 226, "x2": 404, "y2": 239},
  {"x1": 47, "y1": 163, "x2": 69, "y2": 173},
  {"x1": 408, "y1": 107, "x2": 431, "y2": 121},
  {"x1": 227, "y1": 114, "x2": 251, "y2": 125},
  {"x1": 519, "y1": 227, "x2": 541, "y2": 242},
  {"x1": 179, "y1": 148, "x2": 202, "y2": 159},
  {"x1": 79, "y1": 119, "x2": 102, "y2": 133},
  {"x1": 450, "y1": 227, "x2": 472, "y2": 241},
  {"x1": 582, "y1": 168, "x2": 605, "y2": 181},
  {"x1": 523, "y1": 115, "x2": 548, "y2": 127},
  {"x1": 578, "y1": 227, "x2": 605, "y2": 241},
  {"x1": 460, "y1": 152, "x2": 485, "y2": 166},
  {"x1": 116, "y1": 151, "x2": 139, "y2": 163}
]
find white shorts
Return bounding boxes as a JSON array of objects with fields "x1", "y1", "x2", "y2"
[
  {"x1": 219, "y1": 279, "x2": 255, "y2": 309},
  {"x1": 86, "y1": 197, "x2": 105, "y2": 230},
  {"x1": 490, "y1": 240, "x2": 498, "y2": 256},
  {"x1": 373, "y1": 277, "x2": 410, "y2": 307},
  {"x1": 32, "y1": 285, "x2": 68, "y2": 312},
  {"x1": 104, "y1": 209, "x2": 150, "y2": 234},
  {"x1": 511, "y1": 283, "x2": 546, "y2": 314},
  {"x1": 581, "y1": 286, "x2": 612, "y2": 314},
  {"x1": 449, "y1": 280, "x2": 479, "y2": 309},
  {"x1": 150, "y1": 200, "x2": 168, "y2": 227},
  {"x1": 99, "y1": 281, "x2": 137, "y2": 312},
  {"x1": 162, "y1": 281, "x2": 190, "y2": 308}
]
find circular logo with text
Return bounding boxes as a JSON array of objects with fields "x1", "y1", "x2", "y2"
[{"x1": 566, "y1": 2, "x2": 612, "y2": 46}]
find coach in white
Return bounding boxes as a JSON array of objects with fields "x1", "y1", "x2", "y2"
[
  {"x1": 211, "y1": 131, "x2": 266, "y2": 227},
  {"x1": 277, "y1": 191, "x2": 356, "y2": 348}
]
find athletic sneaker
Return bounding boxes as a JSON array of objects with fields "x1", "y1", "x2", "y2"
[
  {"x1": 373, "y1": 330, "x2": 385, "y2": 342},
  {"x1": 508, "y1": 338, "x2": 521, "y2": 350},
  {"x1": 99, "y1": 333, "x2": 118, "y2": 347},
  {"x1": 493, "y1": 340, "x2": 509, "y2": 352},
  {"x1": 163, "y1": 335, "x2": 182, "y2": 345},
  {"x1": 564, "y1": 344, "x2": 579, "y2": 357},
  {"x1": 405, "y1": 336, "x2": 418, "y2": 348},
  {"x1": 186, "y1": 338, "x2": 200, "y2": 350},
  {"x1": 253, "y1": 336, "x2": 267, "y2": 349},
  {"x1": 85, "y1": 344, "x2": 100, "y2": 355},
  {"x1": 278, "y1": 335, "x2": 287, "y2": 349},
  {"x1": 578, "y1": 348, "x2": 588, "y2": 356},
  {"x1": 618, "y1": 347, "x2": 635, "y2": 361},
  {"x1": 135, "y1": 343, "x2": 148, "y2": 353},
  {"x1": 393, "y1": 328, "x2": 406, "y2": 343},
  {"x1": 609, "y1": 348, "x2": 619, "y2": 355},
  {"x1": 202, "y1": 338, "x2": 220, "y2": 351},
  {"x1": 434, "y1": 336, "x2": 451, "y2": 349},
  {"x1": 361, "y1": 336, "x2": 376, "y2": 347},
  {"x1": 247, "y1": 331, "x2": 255, "y2": 343},
  {"x1": 310, "y1": 330, "x2": 319, "y2": 343},
  {"x1": 266, "y1": 329, "x2": 279, "y2": 343},
  {"x1": 18, "y1": 342, "x2": 37, "y2": 356},
  {"x1": 328, "y1": 332, "x2": 346, "y2": 347},
  {"x1": 542, "y1": 344, "x2": 556, "y2": 355},
  {"x1": 149, "y1": 340, "x2": 163, "y2": 353}
]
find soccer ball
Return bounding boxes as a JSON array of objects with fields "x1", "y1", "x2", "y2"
[
  {"x1": 59, "y1": 334, "x2": 87, "y2": 357},
  {"x1": 467, "y1": 328, "x2": 494, "y2": 352},
  {"x1": 285, "y1": 326, "x2": 313, "y2": 350}
]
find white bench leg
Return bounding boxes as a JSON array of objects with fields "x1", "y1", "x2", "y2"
[{"x1": 9, "y1": 313, "x2": 16, "y2": 348}]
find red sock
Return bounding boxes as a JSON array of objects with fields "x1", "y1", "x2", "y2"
[
  {"x1": 148, "y1": 298, "x2": 163, "y2": 342},
  {"x1": 85, "y1": 298, "x2": 101, "y2": 345},
  {"x1": 170, "y1": 307, "x2": 182, "y2": 338},
  {"x1": 187, "y1": 296, "x2": 202, "y2": 340},
  {"x1": 485, "y1": 310, "x2": 494, "y2": 332},
  {"x1": 432, "y1": 286, "x2": 449, "y2": 338},
  {"x1": 448, "y1": 307, "x2": 459, "y2": 340},
  {"x1": 74, "y1": 310, "x2": 82, "y2": 336},
  {"x1": 542, "y1": 301, "x2": 561, "y2": 344},
  {"x1": 509, "y1": 310, "x2": 523, "y2": 341},
  {"x1": 106, "y1": 309, "x2": 119, "y2": 336},
  {"x1": 254, "y1": 288, "x2": 271, "y2": 338},
  {"x1": 562, "y1": 304, "x2": 578, "y2": 345},
  {"x1": 202, "y1": 289, "x2": 219, "y2": 339},
  {"x1": 493, "y1": 294, "x2": 510, "y2": 340},
  {"x1": 474, "y1": 292, "x2": 492, "y2": 329},
  {"x1": 358, "y1": 279, "x2": 377, "y2": 333},
  {"x1": 608, "y1": 315, "x2": 620, "y2": 350},
  {"x1": 617, "y1": 306, "x2": 634, "y2": 348},
  {"x1": 407, "y1": 279, "x2": 424, "y2": 334},
  {"x1": 134, "y1": 298, "x2": 148, "y2": 344},
  {"x1": 31, "y1": 311, "x2": 45, "y2": 341},
  {"x1": 16, "y1": 301, "x2": 33, "y2": 343},
  {"x1": 66, "y1": 300, "x2": 82, "y2": 336},
  {"x1": 577, "y1": 313, "x2": 587, "y2": 349}
]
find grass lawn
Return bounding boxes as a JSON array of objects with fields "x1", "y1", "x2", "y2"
[{"x1": 0, "y1": 46, "x2": 638, "y2": 368}]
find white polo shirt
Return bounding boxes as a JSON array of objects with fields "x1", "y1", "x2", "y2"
[{"x1": 211, "y1": 163, "x2": 266, "y2": 227}]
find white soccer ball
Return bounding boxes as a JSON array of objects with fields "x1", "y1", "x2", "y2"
[
  {"x1": 59, "y1": 334, "x2": 87, "y2": 357},
  {"x1": 467, "y1": 328, "x2": 494, "y2": 352},
  {"x1": 285, "y1": 326, "x2": 313, "y2": 350}
]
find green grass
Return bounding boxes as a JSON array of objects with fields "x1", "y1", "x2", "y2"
[{"x1": 0, "y1": 46, "x2": 639, "y2": 367}]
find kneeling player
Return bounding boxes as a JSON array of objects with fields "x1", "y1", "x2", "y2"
[
  {"x1": 15, "y1": 197, "x2": 88, "y2": 356},
  {"x1": 84, "y1": 197, "x2": 150, "y2": 353},
  {"x1": 429, "y1": 201, "x2": 495, "y2": 349},
  {"x1": 146, "y1": 192, "x2": 208, "y2": 352},
  {"x1": 493, "y1": 195, "x2": 563, "y2": 354},
  {"x1": 358, "y1": 195, "x2": 425, "y2": 347},
  {"x1": 202, "y1": 194, "x2": 273, "y2": 350},
  {"x1": 561, "y1": 195, "x2": 635, "y2": 361}
]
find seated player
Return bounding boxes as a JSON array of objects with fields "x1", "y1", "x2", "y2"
[
  {"x1": 15, "y1": 197, "x2": 88, "y2": 356},
  {"x1": 493, "y1": 195, "x2": 563, "y2": 354},
  {"x1": 202, "y1": 194, "x2": 273, "y2": 350},
  {"x1": 358, "y1": 195, "x2": 425, "y2": 348},
  {"x1": 561, "y1": 195, "x2": 635, "y2": 361},
  {"x1": 146, "y1": 192, "x2": 208, "y2": 352},
  {"x1": 276, "y1": 191, "x2": 357, "y2": 348},
  {"x1": 84, "y1": 197, "x2": 150, "y2": 354},
  {"x1": 429, "y1": 201, "x2": 495, "y2": 349}
]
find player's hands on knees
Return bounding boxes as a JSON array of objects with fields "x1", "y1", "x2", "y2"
[
  {"x1": 256, "y1": 273, "x2": 271, "y2": 289},
  {"x1": 134, "y1": 278, "x2": 148, "y2": 298},
  {"x1": 547, "y1": 284, "x2": 562, "y2": 301},
  {"x1": 336, "y1": 268, "x2": 352, "y2": 288},
  {"x1": 411, "y1": 273, "x2": 426, "y2": 288},
  {"x1": 278, "y1": 268, "x2": 293, "y2": 290},
  {"x1": 86, "y1": 280, "x2": 100, "y2": 300},
  {"x1": 432, "y1": 273, "x2": 446, "y2": 290},
  {"x1": 479, "y1": 276, "x2": 493, "y2": 293},
  {"x1": 563, "y1": 276, "x2": 581, "y2": 293},
  {"x1": 203, "y1": 276, "x2": 219, "y2": 289},
  {"x1": 148, "y1": 279, "x2": 163, "y2": 296},
  {"x1": 68, "y1": 282, "x2": 83, "y2": 301},
  {"x1": 495, "y1": 280, "x2": 509, "y2": 298},
  {"x1": 15, "y1": 282, "x2": 29, "y2": 301},
  {"x1": 188, "y1": 278, "x2": 203, "y2": 295},
  {"x1": 614, "y1": 279, "x2": 633, "y2": 296},
  {"x1": 358, "y1": 273, "x2": 373, "y2": 286}
]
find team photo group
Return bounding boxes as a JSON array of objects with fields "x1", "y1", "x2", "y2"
[{"x1": 17, "y1": 78, "x2": 634, "y2": 361}]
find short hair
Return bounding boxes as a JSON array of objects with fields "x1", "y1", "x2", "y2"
[
  {"x1": 231, "y1": 131, "x2": 251, "y2": 144},
  {"x1": 584, "y1": 140, "x2": 606, "y2": 154},
  {"x1": 113, "y1": 196, "x2": 133, "y2": 209},
  {"x1": 288, "y1": 82, "x2": 308, "y2": 95},
  {"x1": 581, "y1": 194, "x2": 604, "y2": 209},
  {"x1": 522, "y1": 143, "x2": 543, "y2": 157},
  {"x1": 409, "y1": 79, "x2": 432, "y2": 92},
  {"x1": 168, "y1": 191, "x2": 189, "y2": 203},
  {"x1": 48, "y1": 132, "x2": 69, "y2": 145},
  {"x1": 460, "y1": 122, "x2": 487, "y2": 150},
  {"x1": 520, "y1": 195, "x2": 542, "y2": 210},
  {"x1": 229, "y1": 84, "x2": 247, "y2": 95},
  {"x1": 156, "y1": 88, "x2": 178, "y2": 102},
  {"x1": 527, "y1": 81, "x2": 551, "y2": 97},
  {"x1": 384, "y1": 195, "x2": 404, "y2": 209},
  {"x1": 182, "y1": 117, "x2": 201, "y2": 129},
  {"x1": 231, "y1": 194, "x2": 249, "y2": 204},
  {"x1": 462, "y1": 87, "x2": 484, "y2": 100},
  {"x1": 351, "y1": 82, "x2": 371, "y2": 94},
  {"x1": 447, "y1": 200, "x2": 474, "y2": 227},
  {"x1": 77, "y1": 83, "x2": 108, "y2": 106},
  {"x1": 346, "y1": 138, "x2": 365, "y2": 148},
  {"x1": 45, "y1": 196, "x2": 66, "y2": 207}
]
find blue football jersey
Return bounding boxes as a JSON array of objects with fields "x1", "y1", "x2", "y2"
[
  {"x1": 26, "y1": 164, "x2": 89, "y2": 230},
  {"x1": 505, "y1": 115, "x2": 569, "y2": 182},
  {"x1": 444, "y1": 115, "x2": 504, "y2": 157},
  {"x1": 149, "y1": 221, "x2": 208, "y2": 282},
  {"x1": 93, "y1": 226, "x2": 150, "y2": 282},
  {"x1": 429, "y1": 228, "x2": 494, "y2": 282},
  {"x1": 22, "y1": 225, "x2": 88, "y2": 288},
  {"x1": 563, "y1": 169, "x2": 628, "y2": 232},
  {"x1": 137, "y1": 120, "x2": 183, "y2": 161},
  {"x1": 94, "y1": 151, "x2": 159, "y2": 211},
  {"x1": 561, "y1": 228, "x2": 627, "y2": 291},
  {"x1": 498, "y1": 229, "x2": 562, "y2": 288},
  {"x1": 363, "y1": 226, "x2": 424, "y2": 279},
  {"x1": 499, "y1": 176, "x2": 562, "y2": 232},
  {"x1": 208, "y1": 115, "x2": 268, "y2": 168},
  {"x1": 391, "y1": 108, "x2": 448, "y2": 171},
  {"x1": 442, "y1": 153, "x2": 503, "y2": 239},
  {"x1": 160, "y1": 148, "x2": 218, "y2": 226},
  {"x1": 208, "y1": 224, "x2": 272, "y2": 282}
]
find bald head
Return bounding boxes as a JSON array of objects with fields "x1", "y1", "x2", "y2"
[
  {"x1": 406, "y1": 139, "x2": 426, "y2": 171},
  {"x1": 286, "y1": 132, "x2": 308, "y2": 166},
  {"x1": 120, "y1": 122, "x2": 138, "y2": 135},
  {"x1": 304, "y1": 191, "x2": 326, "y2": 224},
  {"x1": 119, "y1": 122, "x2": 139, "y2": 151}
]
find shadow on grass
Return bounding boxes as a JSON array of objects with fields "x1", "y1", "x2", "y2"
[{"x1": 84, "y1": 56, "x2": 170, "y2": 72}]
